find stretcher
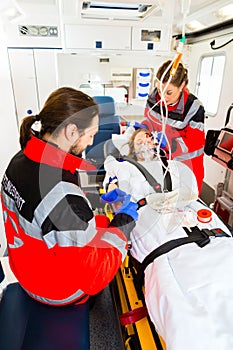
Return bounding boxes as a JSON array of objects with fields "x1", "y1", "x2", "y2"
[
  {"x1": 102, "y1": 142, "x2": 233, "y2": 350},
  {"x1": 110, "y1": 252, "x2": 166, "y2": 350},
  {"x1": 109, "y1": 207, "x2": 233, "y2": 350}
]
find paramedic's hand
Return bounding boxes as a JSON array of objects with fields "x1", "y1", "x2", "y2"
[
  {"x1": 101, "y1": 188, "x2": 129, "y2": 211},
  {"x1": 101, "y1": 188, "x2": 127, "y2": 204},
  {"x1": 115, "y1": 201, "x2": 138, "y2": 221},
  {"x1": 107, "y1": 176, "x2": 118, "y2": 192},
  {"x1": 156, "y1": 132, "x2": 167, "y2": 148},
  {"x1": 101, "y1": 189, "x2": 138, "y2": 221},
  {"x1": 133, "y1": 122, "x2": 147, "y2": 130}
]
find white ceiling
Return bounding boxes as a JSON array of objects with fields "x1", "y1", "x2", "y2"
[{"x1": 173, "y1": 0, "x2": 233, "y2": 33}]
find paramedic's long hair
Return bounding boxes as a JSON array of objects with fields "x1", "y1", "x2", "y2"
[
  {"x1": 19, "y1": 87, "x2": 99, "y2": 150},
  {"x1": 156, "y1": 60, "x2": 189, "y2": 87}
]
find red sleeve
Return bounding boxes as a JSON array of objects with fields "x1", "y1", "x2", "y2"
[
  {"x1": 76, "y1": 214, "x2": 128, "y2": 294},
  {"x1": 179, "y1": 125, "x2": 205, "y2": 153}
]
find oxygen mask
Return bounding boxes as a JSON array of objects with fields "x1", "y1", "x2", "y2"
[
  {"x1": 137, "y1": 143, "x2": 154, "y2": 161},
  {"x1": 133, "y1": 131, "x2": 155, "y2": 161}
]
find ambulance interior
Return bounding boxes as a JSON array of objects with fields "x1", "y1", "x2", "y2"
[{"x1": 0, "y1": 1, "x2": 233, "y2": 349}]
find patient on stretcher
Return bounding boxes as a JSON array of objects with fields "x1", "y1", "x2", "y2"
[{"x1": 102, "y1": 128, "x2": 233, "y2": 350}]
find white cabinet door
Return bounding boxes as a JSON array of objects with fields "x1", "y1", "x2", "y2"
[
  {"x1": 65, "y1": 24, "x2": 131, "y2": 50},
  {"x1": 34, "y1": 49, "x2": 59, "y2": 109},
  {"x1": 8, "y1": 48, "x2": 59, "y2": 125},
  {"x1": 8, "y1": 48, "x2": 39, "y2": 125}
]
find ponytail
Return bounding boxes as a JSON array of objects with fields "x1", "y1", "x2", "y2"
[{"x1": 19, "y1": 115, "x2": 37, "y2": 150}]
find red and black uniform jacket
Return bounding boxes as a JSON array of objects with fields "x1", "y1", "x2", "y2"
[
  {"x1": 1, "y1": 135, "x2": 133, "y2": 306},
  {"x1": 143, "y1": 88, "x2": 205, "y2": 194}
]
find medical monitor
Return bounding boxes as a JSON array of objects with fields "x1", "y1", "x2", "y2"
[{"x1": 217, "y1": 130, "x2": 233, "y2": 154}]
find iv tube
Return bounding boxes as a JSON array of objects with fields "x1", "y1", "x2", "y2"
[
  {"x1": 181, "y1": 0, "x2": 191, "y2": 37},
  {"x1": 145, "y1": 1, "x2": 189, "y2": 188},
  {"x1": 171, "y1": 0, "x2": 189, "y2": 76},
  {"x1": 170, "y1": 36, "x2": 186, "y2": 77}
]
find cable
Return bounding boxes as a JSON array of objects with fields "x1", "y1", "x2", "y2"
[
  {"x1": 181, "y1": 0, "x2": 190, "y2": 38},
  {"x1": 146, "y1": 34, "x2": 187, "y2": 190},
  {"x1": 145, "y1": 0, "x2": 188, "y2": 192},
  {"x1": 210, "y1": 38, "x2": 233, "y2": 50}
]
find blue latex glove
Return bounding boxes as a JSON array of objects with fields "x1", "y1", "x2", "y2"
[
  {"x1": 101, "y1": 189, "x2": 138, "y2": 221},
  {"x1": 101, "y1": 188, "x2": 128, "y2": 203},
  {"x1": 132, "y1": 122, "x2": 147, "y2": 130},
  {"x1": 115, "y1": 201, "x2": 139, "y2": 221},
  {"x1": 156, "y1": 132, "x2": 167, "y2": 148},
  {"x1": 123, "y1": 121, "x2": 147, "y2": 130}
]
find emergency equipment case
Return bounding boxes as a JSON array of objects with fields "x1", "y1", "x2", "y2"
[
  {"x1": 204, "y1": 103, "x2": 233, "y2": 170},
  {"x1": 204, "y1": 104, "x2": 233, "y2": 227}
]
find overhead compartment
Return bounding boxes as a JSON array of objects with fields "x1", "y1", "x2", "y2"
[
  {"x1": 64, "y1": 24, "x2": 131, "y2": 50},
  {"x1": 131, "y1": 24, "x2": 172, "y2": 52}
]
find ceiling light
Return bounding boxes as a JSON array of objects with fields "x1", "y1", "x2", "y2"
[
  {"x1": 81, "y1": 1, "x2": 154, "y2": 20},
  {"x1": 0, "y1": 0, "x2": 24, "y2": 22},
  {"x1": 213, "y1": 4, "x2": 233, "y2": 21},
  {"x1": 186, "y1": 20, "x2": 206, "y2": 31}
]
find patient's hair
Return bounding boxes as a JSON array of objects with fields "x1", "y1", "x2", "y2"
[{"x1": 128, "y1": 128, "x2": 152, "y2": 159}]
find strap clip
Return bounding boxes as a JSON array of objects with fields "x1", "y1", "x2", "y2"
[
  {"x1": 202, "y1": 228, "x2": 230, "y2": 238},
  {"x1": 154, "y1": 184, "x2": 162, "y2": 192},
  {"x1": 137, "y1": 198, "x2": 147, "y2": 209},
  {"x1": 196, "y1": 228, "x2": 210, "y2": 248}
]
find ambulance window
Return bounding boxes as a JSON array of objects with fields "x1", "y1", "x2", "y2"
[{"x1": 196, "y1": 54, "x2": 225, "y2": 116}]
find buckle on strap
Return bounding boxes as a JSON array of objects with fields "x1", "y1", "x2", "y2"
[
  {"x1": 184, "y1": 226, "x2": 211, "y2": 248},
  {"x1": 195, "y1": 228, "x2": 210, "y2": 248},
  {"x1": 202, "y1": 228, "x2": 230, "y2": 238},
  {"x1": 137, "y1": 198, "x2": 147, "y2": 209},
  {"x1": 185, "y1": 227, "x2": 230, "y2": 248}
]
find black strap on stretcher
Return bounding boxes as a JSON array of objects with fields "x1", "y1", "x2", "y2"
[
  {"x1": 136, "y1": 226, "x2": 230, "y2": 289},
  {"x1": 122, "y1": 152, "x2": 172, "y2": 193}
]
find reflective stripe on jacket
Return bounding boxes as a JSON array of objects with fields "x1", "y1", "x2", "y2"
[
  {"x1": 143, "y1": 89, "x2": 205, "y2": 194},
  {"x1": 1, "y1": 135, "x2": 128, "y2": 305}
]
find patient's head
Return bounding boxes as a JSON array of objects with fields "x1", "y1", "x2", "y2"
[{"x1": 128, "y1": 128, "x2": 155, "y2": 161}]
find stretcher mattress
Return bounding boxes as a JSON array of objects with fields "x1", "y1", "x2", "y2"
[
  {"x1": 133, "y1": 200, "x2": 233, "y2": 350},
  {"x1": 104, "y1": 155, "x2": 233, "y2": 350}
]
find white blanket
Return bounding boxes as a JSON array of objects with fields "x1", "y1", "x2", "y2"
[{"x1": 104, "y1": 155, "x2": 233, "y2": 350}]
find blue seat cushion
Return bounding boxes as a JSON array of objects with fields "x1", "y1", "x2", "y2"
[
  {"x1": 93, "y1": 96, "x2": 116, "y2": 116},
  {"x1": 0, "y1": 283, "x2": 90, "y2": 350}
]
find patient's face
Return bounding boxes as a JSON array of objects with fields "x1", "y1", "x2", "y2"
[{"x1": 134, "y1": 131, "x2": 155, "y2": 161}]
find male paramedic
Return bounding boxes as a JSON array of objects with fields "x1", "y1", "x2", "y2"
[{"x1": 1, "y1": 87, "x2": 138, "y2": 306}]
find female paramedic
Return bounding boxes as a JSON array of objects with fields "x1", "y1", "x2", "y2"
[
  {"x1": 142, "y1": 60, "x2": 205, "y2": 195},
  {"x1": 0, "y1": 87, "x2": 138, "y2": 306}
]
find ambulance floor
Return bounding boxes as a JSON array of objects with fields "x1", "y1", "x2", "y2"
[{"x1": 90, "y1": 285, "x2": 124, "y2": 350}]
